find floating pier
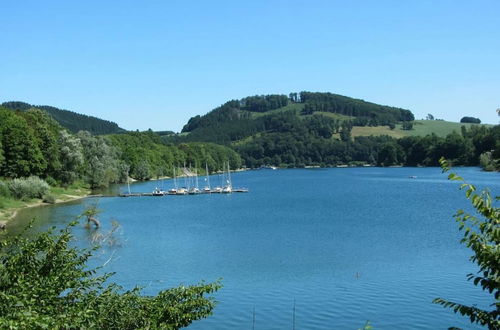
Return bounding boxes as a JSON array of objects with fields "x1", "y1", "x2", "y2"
[{"x1": 118, "y1": 189, "x2": 248, "y2": 197}]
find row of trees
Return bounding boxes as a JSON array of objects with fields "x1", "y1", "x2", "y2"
[
  {"x1": 460, "y1": 116, "x2": 481, "y2": 124},
  {"x1": 240, "y1": 94, "x2": 289, "y2": 112},
  {"x1": 235, "y1": 121, "x2": 500, "y2": 169},
  {"x1": 108, "y1": 130, "x2": 241, "y2": 180},
  {"x1": 1, "y1": 101, "x2": 125, "y2": 135},
  {"x1": 299, "y1": 92, "x2": 414, "y2": 126},
  {"x1": 0, "y1": 107, "x2": 127, "y2": 188},
  {"x1": 0, "y1": 107, "x2": 242, "y2": 189}
]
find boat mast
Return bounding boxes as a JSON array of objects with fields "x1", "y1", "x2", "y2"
[
  {"x1": 195, "y1": 166, "x2": 199, "y2": 189},
  {"x1": 127, "y1": 169, "x2": 131, "y2": 195},
  {"x1": 173, "y1": 166, "x2": 177, "y2": 189},
  {"x1": 206, "y1": 163, "x2": 210, "y2": 189},
  {"x1": 227, "y1": 160, "x2": 232, "y2": 188}
]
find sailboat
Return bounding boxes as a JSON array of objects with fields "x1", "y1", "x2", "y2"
[
  {"x1": 188, "y1": 165, "x2": 201, "y2": 194},
  {"x1": 176, "y1": 164, "x2": 188, "y2": 195},
  {"x1": 167, "y1": 166, "x2": 178, "y2": 195},
  {"x1": 221, "y1": 161, "x2": 232, "y2": 194},
  {"x1": 202, "y1": 163, "x2": 211, "y2": 193}
]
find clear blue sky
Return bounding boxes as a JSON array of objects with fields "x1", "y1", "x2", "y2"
[{"x1": 1, "y1": 0, "x2": 499, "y2": 131}]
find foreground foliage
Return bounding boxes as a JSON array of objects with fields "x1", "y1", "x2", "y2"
[
  {"x1": 433, "y1": 159, "x2": 499, "y2": 329},
  {"x1": 0, "y1": 223, "x2": 221, "y2": 329}
]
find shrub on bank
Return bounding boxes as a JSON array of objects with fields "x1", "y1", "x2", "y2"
[
  {"x1": 42, "y1": 193, "x2": 56, "y2": 204},
  {"x1": 0, "y1": 181, "x2": 10, "y2": 198},
  {"x1": 8, "y1": 176, "x2": 50, "y2": 200},
  {"x1": 44, "y1": 176, "x2": 58, "y2": 187}
]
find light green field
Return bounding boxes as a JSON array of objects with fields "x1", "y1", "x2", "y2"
[
  {"x1": 307, "y1": 111, "x2": 354, "y2": 121},
  {"x1": 351, "y1": 126, "x2": 407, "y2": 138},
  {"x1": 398, "y1": 120, "x2": 492, "y2": 137},
  {"x1": 350, "y1": 120, "x2": 492, "y2": 138},
  {"x1": 252, "y1": 107, "x2": 490, "y2": 138},
  {"x1": 250, "y1": 103, "x2": 304, "y2": 118}
]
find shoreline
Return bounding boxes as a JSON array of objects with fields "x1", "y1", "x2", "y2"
[{"x1": 0, "y1": 191, "x2": 91, "y2": 230}]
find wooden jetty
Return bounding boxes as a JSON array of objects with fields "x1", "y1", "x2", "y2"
[{"x1": 118, "y1": 189, "x2": 248, "y2": 198}]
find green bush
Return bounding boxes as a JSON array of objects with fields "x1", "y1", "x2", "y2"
[
  {"x1": 434, "y1": 159, "x2": 500, "y2": 328},
  {"x1": 8, "y1": 176, "x2": 50, "y2": 200},
  {"x1": 42, "y1": 193, "x2": 56, "y2": 204},
  {"x1": 44, "y1": 176, "x2": 58, "y2": 186},
  {"x1": 0, "y1": 222, "x2": 221, "y2": 328},
  {"x1": 0, "y1": 181, "x2": 10, "y2": 198}
]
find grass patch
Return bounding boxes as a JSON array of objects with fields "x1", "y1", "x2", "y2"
[
  {"x1": 351, "y1": 126, "x2": 407, "y2": 138},
  {"x1": 351, "y1": 120, "x2": 493, "y2": 139},
  {"x1": 307, "y1": 111, "x2": 355, "y2": 121},
  {"x1": 50, "y1": 182, "x2": 90, "y2": 201},
  {"x1": 0, "y1": 181, "x2": 90, "y2": 223},
  {"x1": 0, "y1": 197, "x2": 28, "y2": 210},
  {"x1": 232, "y1": 133, "x2": 262, "y2": 146},
  {"x1": 249, "y1": 103, "x2": 304, "y2": 118},
  {"x1": 399, "y1": 120, "x2": 492, "y2": 137}
]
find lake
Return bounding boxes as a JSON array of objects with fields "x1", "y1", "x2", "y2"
[{"x1": 12, "y1": 167, "x2": 499, "y2": 329}]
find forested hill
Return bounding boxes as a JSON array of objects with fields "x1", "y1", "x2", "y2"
[
  {"x1": 1, "y1": 101, "x2": 125, "y2": 135},
  {"x1": 167, "y1": 92, "x2": 499, "y2": 170},
  {"x1": 173, "y1": 92, "x2": 414, "y2": 145}
]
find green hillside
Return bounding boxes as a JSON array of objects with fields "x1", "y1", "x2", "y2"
[
  {"x1": 402, "y1": 120, "x2": 493, "y2": 137},
  {"x1": 168, "y1": 92, "x2": 498, "y2": 169},
  {"x1": 181, "y1": 92, "x2": 413, "y2": 136},
  {"x1": 350, "y1": 120, "x2": 494, "y2": 139},
  {"x1": 1, "y1": 101, "x2": 125, "y2": 135}
]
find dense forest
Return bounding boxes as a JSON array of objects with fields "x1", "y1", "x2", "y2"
[
  {"x1": 1, "y1": 101, "x2": 125, "y2": 135},
  {"x1": 0, "y1": 106, "x2": 240, "y2": 193},
  {"x1": 299, "y1": 92, "x2": 414, "y2": 125},
  {"x1": 181, "y1": 92, "x2": 413, "y2": 137},
  {"x1": 235, "y1": 118, "x2": 500, "y2": 169}
]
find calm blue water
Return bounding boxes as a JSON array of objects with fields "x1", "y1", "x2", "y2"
[{"x1": 13, "y1": 167, "x2": 499, "y2": 329}]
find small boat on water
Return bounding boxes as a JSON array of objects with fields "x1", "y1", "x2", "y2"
[
  {"x1": 176, "y1": 187, "x2": 188, "y2": 195},
  {"x1": 152, "y1": 187, "x2": 166, "y2": 196},
  {"x1": 259, "y1": 165, "x2": 277, "y2": 170},
  {"x1": 211, "y1": 186, "x2": 222, "y2": 193},
  {"x1": 188, "y1": 187, "x2": 201, "y2": 194}
]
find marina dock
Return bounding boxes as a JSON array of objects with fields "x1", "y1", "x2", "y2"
[{"x1": 118, "y1": 188, "x2": 249, "y2": 197}]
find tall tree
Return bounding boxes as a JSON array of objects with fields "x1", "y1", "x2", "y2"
[
  {"x1": 58, "y1": 130, "x2": 84, "y2": 185},
  {"x1": 77, "y1": 131, "x2": 121, "y2": 189},
  {"x1": 0, "y1": 108, "x2": 46, "y2": 178},
  {"x1": 22, "y1": 108, "x2": 63, "y2": 178}
]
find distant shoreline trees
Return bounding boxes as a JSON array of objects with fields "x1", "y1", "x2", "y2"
[{"x1": 460, "y1": 116, "x2": 481, "y2": 124}]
